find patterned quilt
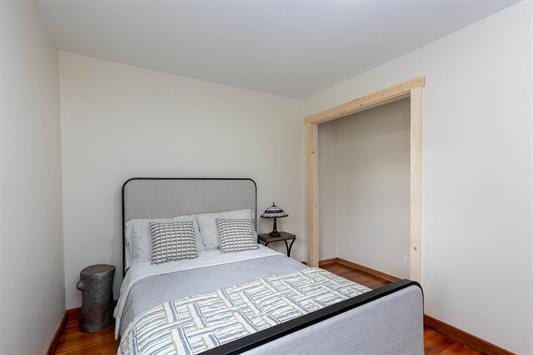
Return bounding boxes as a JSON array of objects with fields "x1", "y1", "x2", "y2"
[{"x1": 119, "y1": 268, "x2": 370, "y2": 355}]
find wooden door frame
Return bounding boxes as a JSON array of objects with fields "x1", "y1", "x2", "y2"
[{"x1": 305, "y1": 76, "x2": 425, "y2": 282}]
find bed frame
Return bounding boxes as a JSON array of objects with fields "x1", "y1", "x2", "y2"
[{"x1": 121, "y1": 177, "x2": 424, "y2": 354}]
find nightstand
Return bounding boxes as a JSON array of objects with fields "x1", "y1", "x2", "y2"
[{"x1": 258, "y1": 232, "x2": 296, "y2": 257}]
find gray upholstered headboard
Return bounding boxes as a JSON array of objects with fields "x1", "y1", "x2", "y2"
[{"x1": 122, "y1": 178, "x2": 257, "y2": 273}]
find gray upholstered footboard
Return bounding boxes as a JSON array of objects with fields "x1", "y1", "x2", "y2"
[{"x1": 244, "y1": 284, "x2": 424, "y2": 355}]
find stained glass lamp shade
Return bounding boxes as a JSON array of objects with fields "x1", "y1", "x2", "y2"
[{"x1": 260, "y1": 203, "x2": 288, "y2": 237}]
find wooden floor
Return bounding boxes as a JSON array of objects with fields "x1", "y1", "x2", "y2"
[
  {"x1": 55, "y1": 262, "x2": 479, "y2": 355},
  {"x1": 55, "y1": 309, "x2": 117, "y2": 355}
]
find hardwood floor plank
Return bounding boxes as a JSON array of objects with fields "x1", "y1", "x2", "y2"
[
  {"x1": 55, "y1": 326, "x2": 116, "y2": 355},
  {"x1": 56, "y1": 339, "x2": 118, "y2": 355}
]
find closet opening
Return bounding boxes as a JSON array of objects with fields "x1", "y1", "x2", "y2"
[{"x1": 305, "y1": 77, "x2": 424, "y2": 282}]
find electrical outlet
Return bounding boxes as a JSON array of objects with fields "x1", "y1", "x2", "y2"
[{"x1": 403, "y1": 255, "x2": 411, "y2": 268}]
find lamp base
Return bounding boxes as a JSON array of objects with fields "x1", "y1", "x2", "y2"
[{"x1": 269, "y1": 217, "x2": 280, "y2": 237}]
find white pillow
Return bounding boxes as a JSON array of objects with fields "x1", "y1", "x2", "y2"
[
  {"x1": 125, "y1": 215, "x2": 203, "y2": 268},
  {"x1": 195, "y1": 209, "x2": 254, "y2": 250}
]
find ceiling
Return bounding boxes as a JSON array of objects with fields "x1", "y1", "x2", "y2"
[{"x1": 36, "y1": 0, "x2": 518, "y2": 98}]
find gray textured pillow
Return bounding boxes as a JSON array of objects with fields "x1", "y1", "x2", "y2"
[
  {"x1": 150, "y1": 221, "x2": 198, "y2": 264},
  {"x1": 196, "y1": 209, "x2": 254, "y2": 250},
  {"x1": 216, "y1": 218, "x2": 258, "y2": 253}
]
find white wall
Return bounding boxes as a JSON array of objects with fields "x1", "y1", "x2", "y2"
[
  {"x1": 59, "y1": 52, "x2": 304, "y2": 308},
  {"x1": 306, "y1": 2, "x2": 532, "y2": 353},
  {"x1": 0, "y1": 1, "x2": 64, "y2": 354},
  {"x1": 319, "y1": 99, "x2": 410, "y2": 278}
]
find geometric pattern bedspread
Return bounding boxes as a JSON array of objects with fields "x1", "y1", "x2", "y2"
[{"x1": 119, "y1": 268, "x2": 370, "y2": 355}]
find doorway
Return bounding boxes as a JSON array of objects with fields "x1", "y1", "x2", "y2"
[{"x1": 305, "y1": 77, "x2": 423, "y2": 282}]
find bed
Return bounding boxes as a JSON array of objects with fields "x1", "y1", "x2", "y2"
[{"x1": 115, "y1": 178, "x2": 424, "y2": 354}]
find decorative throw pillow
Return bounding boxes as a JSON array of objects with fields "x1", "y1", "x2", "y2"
[
  {"x1": 149, "y1": 221, "x2": 198, "y2": 264},
  {"x1": 196, "y1": 209, "x2": 254, "y2": 250},
  {"x1": 125, "y1": 215, "x2": 203, "y2": 269},
  {"x1": 215, "y1": 218, "x2": 258, "y2": 253}
]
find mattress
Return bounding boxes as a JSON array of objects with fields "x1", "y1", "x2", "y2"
[
  {"x1": 115, "y1": 246, "x2": 306, "y2": 337},
  {"x1": 119, "y1": 267, "x2": 370, "y2": 354}
]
